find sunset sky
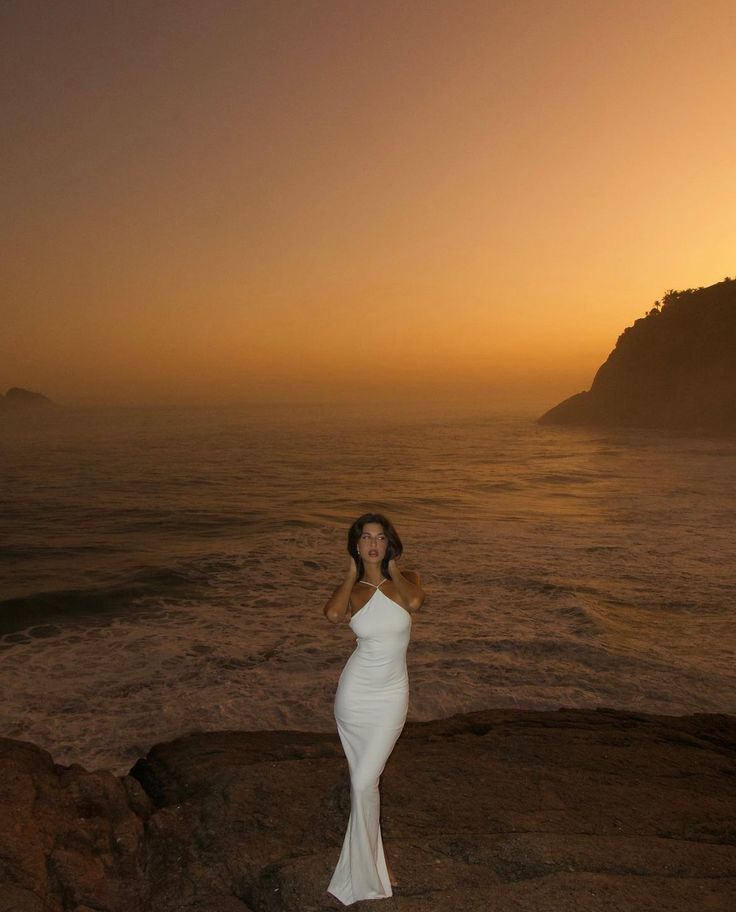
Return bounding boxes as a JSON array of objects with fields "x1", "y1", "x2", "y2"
[{"x1": 2, "y1": 0, "x2": 735, "y2": 408}]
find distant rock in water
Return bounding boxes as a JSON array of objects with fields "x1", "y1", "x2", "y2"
[
  {"x1": 539, "y1": 277, "x2": 736, "y2": 433},
  {"x1": 0, "y1": 386, "x2": 55, "y2": 409}
]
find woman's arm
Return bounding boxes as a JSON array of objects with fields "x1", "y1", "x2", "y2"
[
  {"x1": 388, "y1": 560, "x2": 425, "y2": 613},
  {"x1": 324, "y1": 559, "x2": 358, "y2": 624}
]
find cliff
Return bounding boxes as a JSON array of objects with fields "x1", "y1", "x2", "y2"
[
  {"x1": 539, "y1": 278, "x2": 736, "y2": 432},
  {"x1": 1, "y1": 707, "x2": 735, "y2": 911}
]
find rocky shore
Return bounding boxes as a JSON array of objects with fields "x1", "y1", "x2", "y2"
[{"x1": 2, "y1": 707, "x2": 735, "y2": 911}]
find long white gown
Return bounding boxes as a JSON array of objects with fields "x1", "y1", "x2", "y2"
[{"x1": 327, "y1": 580, "x2": 412, "y2": 905}]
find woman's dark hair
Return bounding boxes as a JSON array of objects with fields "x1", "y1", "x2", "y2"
[{"x1": 348, "y1": 513, "x2": 403, "y2": 581}]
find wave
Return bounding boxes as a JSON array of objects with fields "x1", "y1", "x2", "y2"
[
  {"x1": 0, "y1": 564, "x2": 202, "y2": 637},
  {"x1": 0, "y1": 543, "x2": 118, "y2": 562}
]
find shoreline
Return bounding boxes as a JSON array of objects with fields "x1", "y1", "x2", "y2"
[{"x1": 6, "y1": 694, "x2": 736, "y2": 779}]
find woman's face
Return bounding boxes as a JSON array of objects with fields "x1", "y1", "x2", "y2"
[{"x1": 357, "y1": 522, "x2": 388, "y2": 566}]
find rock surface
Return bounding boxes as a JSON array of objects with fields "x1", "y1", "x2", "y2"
[
  {"x1": 2, "y1": 707, "x2": 735, "y2": 911},
  {"x1": 539, "y1": 278, "x2": 736, "y2": 432}
]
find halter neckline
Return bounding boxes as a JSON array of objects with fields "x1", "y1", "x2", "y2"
[{"x1": 359, "y1": 578, "x2": 387, "y2": 590}]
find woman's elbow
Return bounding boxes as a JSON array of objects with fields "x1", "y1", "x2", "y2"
[
  {"x1": 408, "y1": 592, "x2": 425, "y2": 613},
  {"x1": 324, "y1": 604, "x2": 342, "y2": 624}
]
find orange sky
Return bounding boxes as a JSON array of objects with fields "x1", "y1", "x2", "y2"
[{"x1": 2, "y1": 0, "x2": 735, "y2": 408}]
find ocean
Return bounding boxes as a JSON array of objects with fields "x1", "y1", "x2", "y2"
[{"x1": 1, "y1": 403, "x2": 735, "y2": 774}]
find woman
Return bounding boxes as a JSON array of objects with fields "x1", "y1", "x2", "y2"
[{"x1": 324, "y1": 513, "x2": 424, "y2": 905}]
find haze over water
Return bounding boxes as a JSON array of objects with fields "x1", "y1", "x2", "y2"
[{"x1": 2, "y1": 404, "x2": 734, "y2": 774}]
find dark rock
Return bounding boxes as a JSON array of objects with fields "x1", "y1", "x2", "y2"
[
  {"x1": 0, "y1": 737, "x2": 149, "y2": 912},
  {"x1": 539, "y1": 277, "x2": 736, "y2": 432},
  {"x1": 0, "y1": 387, "x2": 55, "y2": 409},
  {"x1": 2, "y1": 708, "x2": 736, "y2": 910}
]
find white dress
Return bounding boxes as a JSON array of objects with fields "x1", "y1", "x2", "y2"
[{"x1": 327, "y1": 580, "x2": 412, "y2": 905}]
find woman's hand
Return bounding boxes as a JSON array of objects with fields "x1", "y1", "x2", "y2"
[
  {"x1": 387, "y1": 558, "x2": 424, "y2": 613},
  {"x1": 347, "y1": 555, "x2": 359, "y2": 580},
  {"x1": 324, "y1": 557, "x2": 359, "y2": 624}
]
